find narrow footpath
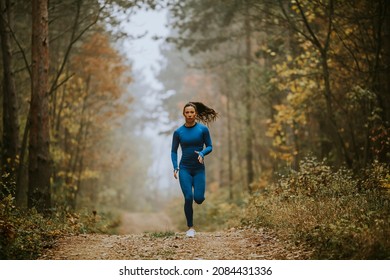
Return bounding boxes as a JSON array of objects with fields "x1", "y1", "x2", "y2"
[{"x1": 39, "y1": 212, "x2": 312, "y2": 260}]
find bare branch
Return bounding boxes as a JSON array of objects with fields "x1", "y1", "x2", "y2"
[
  {"x1": 295, "y1": 0, "x2": 323, "y2": 51},
  {"x1": 0, "y1": 12, "x2": 32, "y2": 78},
  {"x1": 48, "y1": 1, "x2": 105, "y2": 96},
  {"x1": 324, "y1": 0, "x2": 334, "y2": 52},
  {"x1": 277, "y1": 0, "x2": 315, "y2": 45}
]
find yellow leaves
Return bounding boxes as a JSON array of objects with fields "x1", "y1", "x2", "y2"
[
  {"x1": 53, "y1": 31, "x2": 133, "y2": 175},
  {"x1": 267, "y1": 46, "x2": 320, "y2": 163},
  {"x1": 70, "y1": 32, "x2": 132, "y2": 112},
  {"x1": 382, "y1": 174, "x2": 390, "y2": 189},
  {"x1": 50, "y1": 147, "x2": 68, "y2": 164},
  {"x1": 82, "y1": 169, "x2": 99, "y2": 180},
  {"x1": 51, "y1": 31, "x2": 131, "y2": 203},
  {"x1": 291, "y1": 2, "x2": 299, "y2": 14},
  {"x1": 290, "y1": 1, "x2": 315, "y2": 22},
  {"x1": 289, "y1": 83, "x2": 299, "y2": 94},
  {"x1": 270, "y1": 148, "x2": 294, "y2": 163},
  {"x1": 266, "y1": 101, "x2": 303, "y2": 163},
  {"x1": 272, "y1": 47, "x2": 320, "y2": 122}
]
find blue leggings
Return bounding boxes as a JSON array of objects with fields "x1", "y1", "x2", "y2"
[{"x1": 179, "y1": 168, "x2": 206, "y2": 227}]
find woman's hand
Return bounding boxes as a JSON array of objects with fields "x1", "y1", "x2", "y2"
[
  {"x1": 195, "y1": 151, "x2": 204, "y2": 164},
  {"x1": 173, "y1": 169, "x2": 179, "y2": 179}
]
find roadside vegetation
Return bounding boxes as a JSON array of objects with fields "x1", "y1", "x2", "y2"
[
  {"x1": 168, "y1": 158, "x2": 390, "y2": 259},
  {"x1": 0, "y1": 193, "x2": 120, "y2": 259},
  {"x1": 2, "y1": 158, "x2": 389, "y2": 259}
]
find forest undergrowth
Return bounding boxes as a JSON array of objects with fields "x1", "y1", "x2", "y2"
[
  {"x1": 243, "y1": 158, "x2": 390, "y2": 259},
  {"x1": 167, "y1": 158, "x2": 390, "y2": 259},
  {"x1": 0, "y1": 194, "x2": 120, "y2": 259}
]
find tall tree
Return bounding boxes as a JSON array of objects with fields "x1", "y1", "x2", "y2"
[
  {"x1": 244, "y1": 1, "x2": 254, "y2": 192},
  {"x1": 28, "y1": 0, "x2": 51, "y2": 212},
  {"x1": 279, "y1": 0, "x2": 352, "y2": 167},
  {"x1": 0, "y1": 0, "x2": 19, "y2": 197}
]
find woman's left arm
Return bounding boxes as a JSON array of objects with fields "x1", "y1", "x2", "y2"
[{"x1": 200, "y1": 127, "x2": 213, "y2": 157}]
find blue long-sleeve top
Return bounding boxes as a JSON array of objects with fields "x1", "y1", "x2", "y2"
[{"x1": 171, "y1": 122, "x2": 213, "y2": 170}]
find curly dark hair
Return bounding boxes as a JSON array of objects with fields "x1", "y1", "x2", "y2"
[{"x1": 183, "y1": 102, "x2": 218, "y2": 125}]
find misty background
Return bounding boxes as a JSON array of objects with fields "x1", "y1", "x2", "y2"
[{"x1": 111, "y1": 7, "x2": 192, "y2": 212}]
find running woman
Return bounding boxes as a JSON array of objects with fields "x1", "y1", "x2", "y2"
[{"x1": 171, "y1": 102, "x2": 217, "y2": 237}]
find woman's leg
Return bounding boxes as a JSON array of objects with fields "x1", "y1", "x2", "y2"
[
  {"x1": 193, "y1": 169, "x2": 206, "y2": 205},
  {"x1": 178, "y1": 168, "x2": 194, "y2": 227}
]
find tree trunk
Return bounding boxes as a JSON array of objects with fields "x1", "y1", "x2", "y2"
[
  {"x1": 383, "y1": 2, "x2": 390, "y2": 124},
  {"x1": 376, "y1": 0, "x2": 390, "y2": 163},
  {"x1": 320, "y1": 52, "x2": 352, "y2": 167},
  {"x1": 226, "y1": 88, "x2": 233, "y2": 200},
  {"x1": 244, "y1": 2, "x2": 254, "y2": 193},
  {"x1": 15, "y1": 105, "x2": 30, "y2": 207},
  {"x1": 0, "y1": 0, "x2": 19, "y2": 198},
  {"x1": 28, "y1": 0, "x2": 51, "y2": 213}
]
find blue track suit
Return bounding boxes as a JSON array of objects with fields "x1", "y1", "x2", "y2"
[{"x1": 171, "y1": 123, "x2": 213, "y2": 228}]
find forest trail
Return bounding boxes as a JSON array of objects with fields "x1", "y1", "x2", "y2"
[
  {"x1": 39, "y1": 212, "x2": 312, "y2": 260},
  {"x1": 117, "y1": 212, "x2": 177, "y2": 234}
]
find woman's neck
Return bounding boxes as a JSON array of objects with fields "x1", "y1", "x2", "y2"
[{"x1": 185, "y1": 121, "x2": 196, "y2": 127}]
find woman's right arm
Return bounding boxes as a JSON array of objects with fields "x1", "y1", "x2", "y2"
[{"x1": 171, "y1": 130, "x2": 179, "y2": 179}]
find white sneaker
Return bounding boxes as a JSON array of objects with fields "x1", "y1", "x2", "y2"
[{"x1": 186, "y1": 228, "x2": 196, "y2": 238}]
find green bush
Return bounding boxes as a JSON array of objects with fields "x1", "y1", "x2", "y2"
[
  {"x1": 243, "y1": 158, "x2": 390, "y2": 259},
  {"x1": 0, "y1": 195, "x2": 57, "y2": 259}
]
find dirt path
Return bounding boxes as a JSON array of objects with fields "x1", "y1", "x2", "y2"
[
  {"x1": 117, "y1": 212, "x2": 177, "y2": 234},
  {"x1": 39, "y1": 212, "x2": 312, "y2": 260}
]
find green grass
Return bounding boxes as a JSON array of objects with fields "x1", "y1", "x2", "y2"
[{"x1": 148, "y1": 230, "x2": 175, "y2": 238}]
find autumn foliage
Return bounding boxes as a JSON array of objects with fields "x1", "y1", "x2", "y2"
[
  {"x1": 51, "y1": 32, "x2": 132, "y2": 210},
  {"x1": 162, "y1": 0, "x2": 390, "y2": 259}
]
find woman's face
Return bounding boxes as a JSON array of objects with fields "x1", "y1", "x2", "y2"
[{"x1": 183, "y1": 105, "x2": 197, "y2": 122}]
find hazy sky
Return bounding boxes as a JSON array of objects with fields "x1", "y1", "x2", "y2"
[{"x1": 122, "y1": 8, "x2": 170, "y2": 90}]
